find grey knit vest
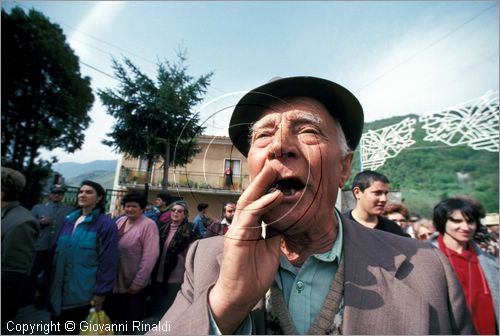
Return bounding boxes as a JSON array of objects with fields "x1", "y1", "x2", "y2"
[{"x1": 264, "y1": 255, "x2": 345, "y2": 335}]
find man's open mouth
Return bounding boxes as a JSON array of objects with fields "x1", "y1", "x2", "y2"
[{"x1": 267, "y1": 177, "x2": 305, "y2": 196}]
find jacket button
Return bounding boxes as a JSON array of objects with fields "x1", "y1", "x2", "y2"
[{"x1": 296, "y1": 280, "x2": 304, "y2": 292}]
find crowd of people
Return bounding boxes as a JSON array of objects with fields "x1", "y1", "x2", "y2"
[
  {"x1": 1, "y1": 75, "x2": 499, "y2": 335},
  {"x1": 1, "y1": 166, "x2": 240, "y2": 334},
  {"x1": 347, "y1": 170, "x2": 499, "y2": 261}
]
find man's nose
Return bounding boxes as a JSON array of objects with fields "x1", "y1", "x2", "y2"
[
  {"x1": 380, "y1": 194, "x2": 388, "y2": 202},
  {"x1": 267, "y1": 127, "x2": 297, "y2": 160}
]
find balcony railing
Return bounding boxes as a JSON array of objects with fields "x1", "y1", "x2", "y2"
[{"x1": 118, "y1": 168, "x2": 250, "y2": 192}]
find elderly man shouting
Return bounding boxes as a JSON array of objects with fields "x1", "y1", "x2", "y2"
[{"x1": 153, "y1": 77, "x2": 474, "y2": 335}]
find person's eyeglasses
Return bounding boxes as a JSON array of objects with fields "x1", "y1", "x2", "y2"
[{"x1": 171, "y1": 208, "x2": 185, "y2": 213}]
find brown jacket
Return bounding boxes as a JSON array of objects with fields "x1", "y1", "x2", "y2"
[{"x1": 153, "y1": 215, "x2": 475, "y2": 335}]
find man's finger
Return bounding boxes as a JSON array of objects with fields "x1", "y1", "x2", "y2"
[
  {"x1": 237, "y1": 164, "x2": 279, "y2": 208},
  {"x1": 226, "y1": 189, "x2": 283, "y2": 241}
]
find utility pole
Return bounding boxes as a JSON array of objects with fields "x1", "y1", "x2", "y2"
[{"x1": 162, "y1": 141, "x2": 170, "y2": 191}]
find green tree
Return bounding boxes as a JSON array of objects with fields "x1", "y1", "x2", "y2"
[
  {"x1": 1, "y1": 7, "x2": 94, "y2": 207},
  {"x1": 99, "y1": 53, "x2": 213, "y2": 190}
]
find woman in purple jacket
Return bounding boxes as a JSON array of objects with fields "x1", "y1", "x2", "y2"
[{"x1": 48, "y1": 180, "x2": 117, "y2": 334}]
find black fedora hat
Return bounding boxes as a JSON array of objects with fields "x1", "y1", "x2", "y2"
[{"x1": 228, "y1": 76, "x2": 364, "y2": 157}]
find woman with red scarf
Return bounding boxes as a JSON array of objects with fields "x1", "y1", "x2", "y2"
[{"x1": 429, "y1": 198, "x2": 498, "y2": 334}]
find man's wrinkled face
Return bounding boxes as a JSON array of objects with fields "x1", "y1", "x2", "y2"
[{"x1": 246, "y1": 97, "x2": 352, "y2": 233}]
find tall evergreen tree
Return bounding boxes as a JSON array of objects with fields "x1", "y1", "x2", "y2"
[
  {"x1": 99, "y1": 53, "x2": 213, "y2": 190},
  {"x1": 1, "y1": 7, "x2": 94, "y2": 207}
]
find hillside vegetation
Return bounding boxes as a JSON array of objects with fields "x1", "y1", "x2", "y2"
[
  {"x1": 347, "y1": 115, "x2": 499, "y2": 218},
  {"x1": 66, "y1": 171, "x2": 115, "y2": 190}
]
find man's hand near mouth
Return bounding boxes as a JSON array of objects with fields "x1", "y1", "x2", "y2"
[{"x1": 208, "y1": 164, "x2": 284, "y2": 334}]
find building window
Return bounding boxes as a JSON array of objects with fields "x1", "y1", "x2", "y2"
[
  {"x1": 138, "y1": 157, "x2": 149, "y2": 172},
  {"x1": 223, "y1": 159, "x2": 240, "y2": 189},
  {"x1": 224, "y1": 159, "x2": 240, "y2": 175}
]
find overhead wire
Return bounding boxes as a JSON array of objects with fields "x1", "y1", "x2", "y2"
[
  {"x1": 19, "y1": 1, "x2": 496, "y2": 123},
  {"x1": 10, "y1": 0, "x2": 233, "y2": 104},
  {"x1": 12, "y1": 0, "x2": 158, "y2": 66},
  {"x1": 12, "y1": 0, "x2": 497, "y2": 100},
  {"x1": 80, "y1": 61, "x2": 118, "y2": 81},
  {"x1": 356, "y1": 2, "x2": 498, "y2": 93}
]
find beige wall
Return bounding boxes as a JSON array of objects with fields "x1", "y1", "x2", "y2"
[
  {"x1": 120, "y1": 135, "x2": 250, "y2": 189},
  {"x1": 141, "y1": 188, "x2": 238, "y2": 222},
  {"x1": 119, "y1": 136, "x2": 246, "y2": 221}
]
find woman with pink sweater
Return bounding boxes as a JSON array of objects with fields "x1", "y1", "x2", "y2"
[{"x1": 105, "y1": 192, "x2": 159, "y2": 332}]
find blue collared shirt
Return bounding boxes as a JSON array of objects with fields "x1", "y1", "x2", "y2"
[{"x1": 274, "y1": 210, "x2": 343, "y2": 334}]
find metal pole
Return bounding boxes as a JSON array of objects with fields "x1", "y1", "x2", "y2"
[{"x1": 359, "y1": 137, "x2": 363, "y2": 172}]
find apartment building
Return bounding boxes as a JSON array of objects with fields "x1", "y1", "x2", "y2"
[
  {"x1": 112, "y1": 135, "x2": 248, "y2": 220},
  {"x1": 112, "y1": 134, "x2": 400, "y2": 220}
]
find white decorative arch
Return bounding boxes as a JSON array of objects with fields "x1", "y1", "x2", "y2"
[
  {"x1": 359, "y1": 91, "x2": 499, "y2": 170},
  {"x1": 360, "y1": 117, "x2": 416, "y2": 170},
  {"x1": 419, "y1": 91, "x2": 499, "y2": 152}
]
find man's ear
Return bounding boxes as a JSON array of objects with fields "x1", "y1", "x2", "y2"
[
  {"x1": 352, "y1": 186, "x2": 362, "y2": 200},
  {"x1": 338, "y1": 152, "x2": 353, "y2": 188}
]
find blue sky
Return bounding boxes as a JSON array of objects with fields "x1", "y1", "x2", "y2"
[{"x1": 2, "y1": 1, "x2": 499, "y2": 163}]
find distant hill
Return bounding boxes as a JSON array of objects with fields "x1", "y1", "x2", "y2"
[
  {"x1": 66, "y1": 171, "x2": 116, "y2": 190},
  {"x1": 347, "y1": 115, "x2": 499, "y2": 217},
  {"x1": 53, "y1": 160, "x2": 117, "y2": 179},
  {"x1": 53, "y1": 160, "x2": 117, "y2": 190}
]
